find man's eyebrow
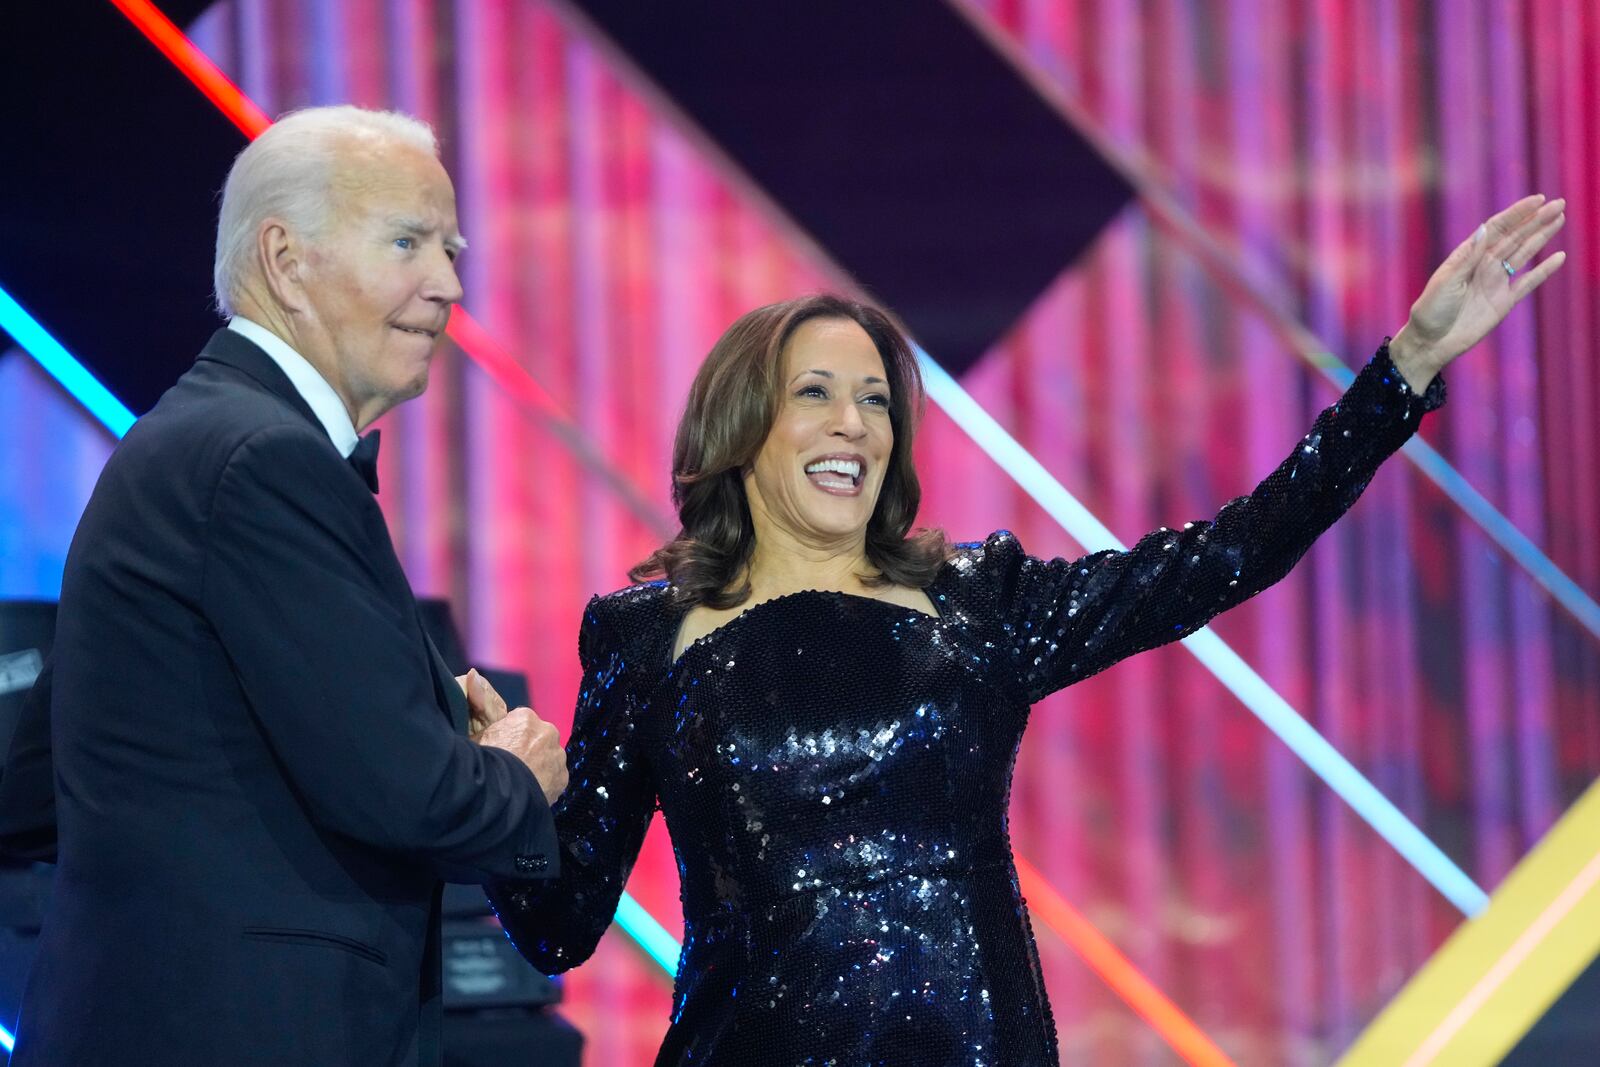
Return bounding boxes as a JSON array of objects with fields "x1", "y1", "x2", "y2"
[{"x1": 387, "y1": 216, "x2": 468, "y2": 253}]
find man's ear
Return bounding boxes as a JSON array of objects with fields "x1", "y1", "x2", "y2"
[{"x1": 257, "y1": 219, "x2": 309, "y2": 314}]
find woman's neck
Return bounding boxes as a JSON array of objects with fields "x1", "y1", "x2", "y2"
[{"x1": 743, "y1": 531, "x2": 874, "y2": 599}]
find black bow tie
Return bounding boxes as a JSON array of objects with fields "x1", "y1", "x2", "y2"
[{"x1": 348, "y1": 430, "x2": 381, "y2": 494}]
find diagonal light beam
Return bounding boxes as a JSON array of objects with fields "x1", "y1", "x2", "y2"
[
  {"x1": 1014, "y1": 855, "x2": 1237, "y2": 1067},
  {"x1": 1338, "y1": 777, "x2": 1600, "y2": 1065},
  {"x1": 951, "y1": 0, "x2": 1600, "y2": 644},
  {"x1": 0, "y1": 283, "x2": 135, "y2": 438},
  {"x1": 919, "y1": 349, "x2": 1488, "y2": 915},
  {"x1": 107, "y1": 0, "x2": 672, "y2": 539}
]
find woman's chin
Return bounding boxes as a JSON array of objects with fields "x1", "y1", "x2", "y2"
[{"x1": 795, "y1": 504, "x2": 874, "y2": 542}]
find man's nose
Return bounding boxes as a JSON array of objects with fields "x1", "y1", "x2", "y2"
[{"x1": 425, "y1": 250, "x2": 464, "y2": 305}]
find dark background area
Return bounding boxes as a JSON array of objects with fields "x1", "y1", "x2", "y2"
[{"x1": 0, "y1": 0, "x2": 240, "y2": 416}]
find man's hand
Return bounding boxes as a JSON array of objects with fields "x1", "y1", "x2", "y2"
[
  {"x1": 456, "y1": 668, "x2": 508, "y2": 740},
  {"x1": 475, "y1": 707, "x2": 569, "y2": 807}
]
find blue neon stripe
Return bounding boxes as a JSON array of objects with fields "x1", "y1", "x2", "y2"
[
  {"x1": 1, "y1": 1020, "x2": 13, "y2": 1053},
  {"x1": 614, "y1": 890, "x2": 681, "y2": 973},
  {"x1": 1318, "y1": 359, "x2": 1600, "y2": 641},
  {"x1": 916, "y1": 346, "x2": 1490, "y2": 916},
  {"x1": 0, "y1": 282, "x2": 136, "y2": 439}
]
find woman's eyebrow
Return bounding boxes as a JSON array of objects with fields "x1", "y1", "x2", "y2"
[{"x1": 788, "y1": 369, "x2": 888, "y2": 386}]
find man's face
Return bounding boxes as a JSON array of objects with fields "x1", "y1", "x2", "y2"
[{"x1": 299, "y1": 138, "x2": 464, "y2": 429}]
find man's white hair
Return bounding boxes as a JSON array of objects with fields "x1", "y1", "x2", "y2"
[{"x1": 213, "y1": 105, "x2": 439, "y2": 317}]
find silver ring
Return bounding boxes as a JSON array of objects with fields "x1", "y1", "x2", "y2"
[{"x1": 1501, "y1": 259, "x2": 1517, "y2": 277}]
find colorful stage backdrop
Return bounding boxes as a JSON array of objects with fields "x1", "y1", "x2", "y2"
[{"x1": 3, "y1": 1, "x2": 1597, "y2": 1063}]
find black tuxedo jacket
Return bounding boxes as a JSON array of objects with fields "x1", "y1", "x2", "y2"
[{"x1": 0, "y1": 328, "x2": 557, "y2": 1066}]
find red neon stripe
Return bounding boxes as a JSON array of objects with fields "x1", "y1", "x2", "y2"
[
  {"x1": 109, "y1": 0, "x2": 270, "y2": 137},
  {"x1": 109, "y1": 0, "x2": 570, "y2": 427},
  {"x1": 110, "y1": 6, "x2": 1237, "y2": 1061},
  {"x1": 444, "y1": 308, "x2": 566, "y2": 421},
  {"x1": 1015, "y1": 856, "x2": 1238, "y2": 1067}
]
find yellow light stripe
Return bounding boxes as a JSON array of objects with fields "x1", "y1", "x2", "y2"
[{"x1": 1337, "y1": 777, "x2": 1600, "y2": 1066}]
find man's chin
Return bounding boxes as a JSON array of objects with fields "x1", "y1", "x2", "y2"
[
  {"x1": 399, "y1": 367, "x2": 431, "y2": 402},
  {"x1": 365, "y1": 372, "x2": 431, "y2": 426}
]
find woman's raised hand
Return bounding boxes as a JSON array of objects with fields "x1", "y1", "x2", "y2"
[{"x1": 1390, "y1": 195, "x2": 1567, "y2": 389}]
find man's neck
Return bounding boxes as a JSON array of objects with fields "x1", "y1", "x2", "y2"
[
  {"x1": 231, "y1": 294, "x2": 363, "y2": 427},
  {"x1": 226, "y1": 314, "x2": 362, "y2": 457}
]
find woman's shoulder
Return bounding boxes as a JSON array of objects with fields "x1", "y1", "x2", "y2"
[
  {"x1": 947, "y1": 529, "x2": 1023, "y2": 558},
  {"x1": 942, "y1": 530, "x2": 1026, "y2": 576},
  {"x1": 579, "y1": 580, "x2": 681, "y2": 666},
  {"x1": 928, "y1": 530, "x2": 1028, "y2": 614}
]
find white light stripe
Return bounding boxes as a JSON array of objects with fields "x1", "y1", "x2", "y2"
[{"x1": 916, "y1": 346, "x2": 1489, "y2": 916}]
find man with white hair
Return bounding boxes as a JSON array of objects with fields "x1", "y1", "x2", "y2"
[{"x1": 0, "y1": 106, "x2": 567, "y2": 1066}]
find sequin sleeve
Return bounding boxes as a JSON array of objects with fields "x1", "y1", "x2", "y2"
[
  {"x1": 488, "y1": 595, "x2": 659, "y2": 974},
  {"x1": 968, "y1": 343, "x2": 1444, "y2": 703}
]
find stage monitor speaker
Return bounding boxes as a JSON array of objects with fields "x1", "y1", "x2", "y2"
[
  {"x1": 443, "y1": 917, "x2": 561, "y2": 1010},
  {"x1": 0, "y1": 600, "x2": 54, "y2": 764}
]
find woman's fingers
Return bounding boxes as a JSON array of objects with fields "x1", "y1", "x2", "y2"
[
  {"x1": 1482, "y1": 194, "x2": 1548, "y2": 247},
  {"x1": 1487, "y1": 198, "x2": 1562, "y2": 259},
  {"x1": 1502, "y1": 207, "x2": 1566, "y2": 272},
  {"x1": 1511, "y1": 249, "x2": 1567, "y2": 300},
  {"x1": 1433, "y1": 197, "x2": 1546, "y2": 287}
]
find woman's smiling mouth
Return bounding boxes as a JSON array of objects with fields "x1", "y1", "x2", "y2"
[{"x1": 804, "y1": 454, "x2": 865, "y2": 495}]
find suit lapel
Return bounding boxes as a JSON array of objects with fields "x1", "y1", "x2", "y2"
[{"x1": 202, "y1": 327, "x2": 466, "y2": 735}]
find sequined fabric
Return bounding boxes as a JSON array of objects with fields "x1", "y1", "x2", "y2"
[{"x1": 490, "y1": 346, "x2": 1442, "y2": 1066}]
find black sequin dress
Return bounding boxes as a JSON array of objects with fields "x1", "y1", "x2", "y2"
[{"x1": 491, "y1": 347, "x2": 1443, "y2": 1066}]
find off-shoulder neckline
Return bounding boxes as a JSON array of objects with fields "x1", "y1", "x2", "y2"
[{"x1": 666, "y1": 586, "x2": 945, "y2": 672}]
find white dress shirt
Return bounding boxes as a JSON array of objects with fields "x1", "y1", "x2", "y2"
[{"x1": 227, "y1": 317, "x2": 360, "y2": 459}]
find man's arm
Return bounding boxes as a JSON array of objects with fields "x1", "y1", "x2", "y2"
[{"x1": 203, "y1": 425, "x2": 557, "y2": 882}]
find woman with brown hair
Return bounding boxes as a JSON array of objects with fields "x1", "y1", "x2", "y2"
[{"x1": 490, "y1": 196, "x2": 1564, "y2": 1065}]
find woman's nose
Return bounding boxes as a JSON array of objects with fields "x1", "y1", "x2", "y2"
[{"x1": 831, "y1": 401, "x2": 866, "y2": 438}]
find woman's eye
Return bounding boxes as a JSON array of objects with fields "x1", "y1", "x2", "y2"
[
  {"x1": 797, "y1": 385, "x2": 828, "y2": 399},
  {"x1": 861, "y1": 393, "x2": 890, "y2": 407},
  {"x1": 394, "y1": 236, "x2": 415, "y2": 251}
]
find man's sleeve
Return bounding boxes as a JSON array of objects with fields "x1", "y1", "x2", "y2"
[
  {"x1": 0, "y1": 656, "x2": 58, "y2": 863},
  {"x1": 202, "y1": 425, "x2": 556, "y2": 883}
]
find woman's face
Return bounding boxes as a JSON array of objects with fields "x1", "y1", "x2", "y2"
[{"x1": 744, "y1": 317, "x2": 895, "y2": 549}]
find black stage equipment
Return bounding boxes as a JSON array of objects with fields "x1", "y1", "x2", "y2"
[{"x1": 0, "y1": 600, "x2": 58, "y2": 1033}]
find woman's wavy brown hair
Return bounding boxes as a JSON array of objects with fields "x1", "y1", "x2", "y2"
[{"x1": 631, "y1": 294, "x2": 948, "y2": 608}]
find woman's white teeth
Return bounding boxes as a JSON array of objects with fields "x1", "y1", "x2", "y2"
[{"x1": 805, "y1": 458, "x2": 861, "y2": 483}]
